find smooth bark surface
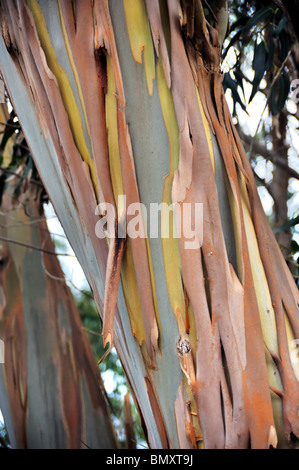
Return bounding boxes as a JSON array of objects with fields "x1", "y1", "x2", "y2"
[{"x1": 0, "y1": 0, "x2": 298, "y2": 448}]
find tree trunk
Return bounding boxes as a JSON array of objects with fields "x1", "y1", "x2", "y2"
[
  {"x1": 0, "y1": 142, "x2": 118, "y2": 448},
  {"x1": 0, "y1": 0, "x2": 298, "y2": 449},
  {"x1": 270, "y1": 112, "x2": 292, "y2": 260}
]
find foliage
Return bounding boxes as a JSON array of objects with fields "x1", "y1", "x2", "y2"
[
  {"x1": 0, "y1": 421, "x2": 10, "y2": 448},
  {"x1": 222, "y1": 1, "x2": 292, "y2": 115}
]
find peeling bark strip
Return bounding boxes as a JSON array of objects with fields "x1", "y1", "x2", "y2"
[
  {"x1": 103, "y1": 219, "x2": 126, "y2": 348},
  {"x1": 0, "y1": 0, "x2": 299, "y2": 449}
]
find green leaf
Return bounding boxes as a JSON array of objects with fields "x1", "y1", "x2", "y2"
[
  {"x1": 291, "y1": 240, "x2": 299, "y2": 255},
  {"x1": 228, "y1": 16, "x2": 248, "y2": 34},
  {"x1": 269, "y1": 72, "x2": 290, "y2": 115},
  {"x1": 277, "y1": 73, "x2": 290, "y2": 110},
  {"x1": 241, "y1": 5, "x2": 274, "y2": 36},
  {"x1": 222, "y1": 5, "x2": 274, "y2": 62},
  {"x1": 249, "y1": 40, "x2": 268, "y2": 103},
  {"x1": 266, "y1": 28, "x2": 275, "y2": 72},
  {"x1": 273, "y1": 15, "x2": 287, "y2": 38},
  {"x1": 278, "y1": 29, "x2": 291, "y2": 62},
  {"x1": 234, "y1": 69, "x2": 245, "y2": 96},
  {"x1": 223, "y1": 72, "x2": 247, "y2": 116}
]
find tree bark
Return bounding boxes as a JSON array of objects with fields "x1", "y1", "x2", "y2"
[
  {"x1": 0, "y1": 0, "x2": 298, "y2": 449},
  {"x1": 269, "y1": 112, "x2": 292, "y2": 259},
  {"x1": 0, "y1": 170, "x2": 118, "y2": 448}
]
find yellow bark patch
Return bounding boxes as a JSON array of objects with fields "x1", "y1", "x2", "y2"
[
  {"x1": 105, "y1": 55, "x2": 125, "y2": 210},
  {"x1": 27, "y1": 0, "x2": 98, "y2": 197},
  {"x1": 284, "y1": 310, "x2": 299, "y2": 381},
  {"x1": 120, "y1": 239, "x2": 146, "y2": 346},
  {"x1": 123, "y1": 0, "x2": 156, "y2": 96},
  {"x1": 157, "y1": 56, "x2": 186, "y2": 334},
  {"x1": 57, "y1": 0, "x2": 91, "y2": 140},
  {"x1": 239, "y1": 174, "x2": 279, "y2": 354}
]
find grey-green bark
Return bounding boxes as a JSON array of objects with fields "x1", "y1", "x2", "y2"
[{"x1": 0, "y1": 177, "x2": 118, "y2": 448}]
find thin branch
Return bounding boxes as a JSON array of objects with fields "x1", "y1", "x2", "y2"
[
  {"x1": 0, "y1": 221, "x2": 67, "y2": 241},
  {"x1": 42, "y1": 261, "x2": 67, "y2": 282},
  {"x1": 253, "y1": 169, "x2": 276, "y2": 202},
  {"x1": 0, "y1": 120, "x2": 20, "y2": 129},
  {"x1": 0, "y1": 211, "x2": 57, "y2": 225},
  {"x1": 69, "y1": 280, "x2": 94, "y2": 300},
  {"x1": 98, "y1": 344, "x2": 113, "y2": 365},
  {"x1": 237, "y1": 125, "x2": 299, "y2": 181},
  {"x1": 0, "y1": 219, "x2": 44, "y2": 230},
  {"x1": 0, "y1": 235, "x2": 74, "y2": 257},
  {"x1": 79, "y1": 439, "x2": 91, "y2": 450},
  {"x1": 48, "y1": 230, "x2": 68, "y2": 239},
  {"x1": 83, "y1": 327, "x2": 102, "y2": 338},
  {"x1": 0, "y1": 167, "x2": 44, "y2": 188},
  {"x1": 203, "y1": 0, "x2": 217, "y2": 23}
]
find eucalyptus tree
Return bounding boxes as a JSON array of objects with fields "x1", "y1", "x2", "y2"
[{"x1": 0, "y1": 0, "x2": 298, "y2": 449}]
